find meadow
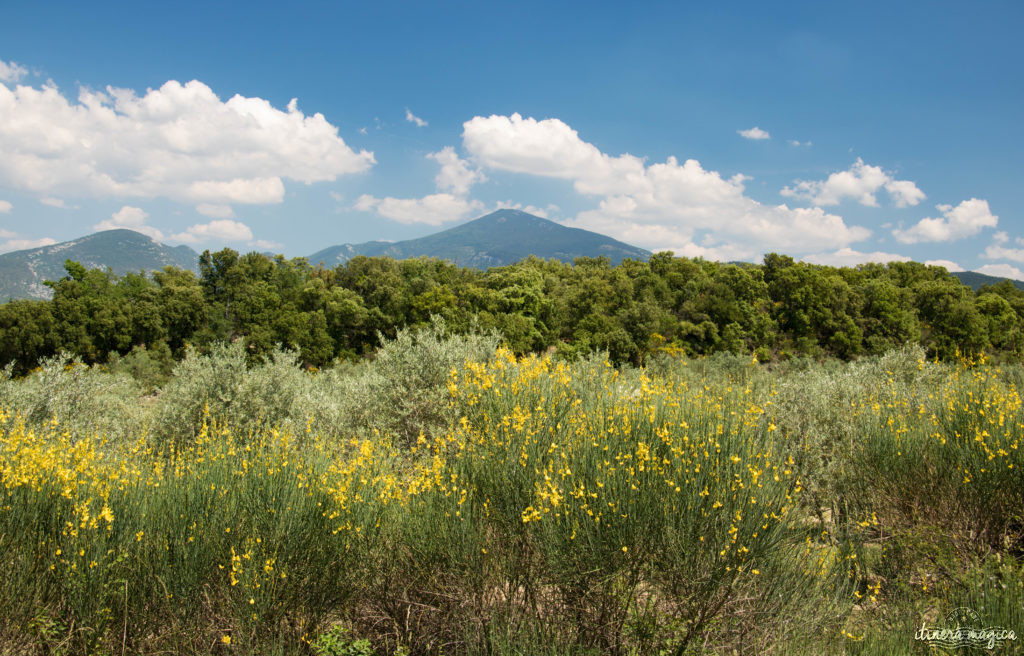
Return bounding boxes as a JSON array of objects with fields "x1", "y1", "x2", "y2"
[{"x1": 0, "y1": 325, "x2": 1021, "y2": 655}]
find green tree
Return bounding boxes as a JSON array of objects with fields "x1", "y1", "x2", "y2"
[{"x1": 0, "y1": 300, "x2": 56, "y2": 372}]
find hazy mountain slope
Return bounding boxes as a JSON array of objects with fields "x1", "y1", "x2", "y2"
[
  {"x1": 309, "y1": 209, "x2": 652, "y2": 268},
  {"x1": 951, "y1": 270, "x2": 1024, "y2": 291},
  {"x1": 0, "y1": 230, "x2": 199, "y2": 300}
]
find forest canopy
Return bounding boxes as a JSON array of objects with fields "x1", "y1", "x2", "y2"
[{"x1": 1, "y1": 249, "x2": 1022, "y2": 375}]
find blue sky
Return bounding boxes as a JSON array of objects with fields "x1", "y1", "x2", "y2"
[{"x1": 1, "y1": 0, "x2": 1022, "y2": 275}]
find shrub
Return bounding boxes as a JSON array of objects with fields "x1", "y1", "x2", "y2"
[
  {"x1": 342, "y1": 316, "x2": 500, "y2": 447},
  {"x1": 152, "y1": 341, "x2": 311, "y2": 447},
  {"x1": 0, "y1": 353, "x2": 145, "y2": 440}
]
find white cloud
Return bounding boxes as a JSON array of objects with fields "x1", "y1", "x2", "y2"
[
  {"x1": 354, "y1": 193, "x2": 483, "y2": 226},
  {"x1": 405, "y1": 108, "x2": 428, "y2": 127},
  {"x1": 650, "y1": 239, "x2": 754, "y2": 262},
  {"x1": 0, "y1": 77, "x2": 374, "y2": 208},
  {"x1": 171, "y1": 219, "x2": 254, "y2": 244},
  {"x1": 93, "y1": 205, "x2": 167, "y2": 241},
  {"x1": 781, "y1": 158, "x2": 925, "y2": 207},
  {"x1": 251, "y1": 239, "x2": 283, "y2": 251},
  {"x1": 788, "y1": 139, "x2": 812, "y2": 147},
  {"x1": 494, "y1": 200, "x2": 559, "y2": 219},
  {"x1": 195, "y1": 203, "x2": 235, "y2": 219},
  {"x1": 356, "y1": 145, "x2": 488, "y2": 226},
  {"x1": 738, "y1": 126, "x2": 770, "y2": 140},
  {"x1": 462, "y1": 113, "x2": 871, "y2": 259},
  {"x1": 40, "y1": 196, "x2": 80, "y2": 210},
  {"x1": 0, "y1": 200, "x2": 10, "y2": 213},
  {"x1": 925, "y1": 259, "x2": 965, "y2": 272},
  {"x1": 884, "y1": 180, "x2": 926, "y2": 208},
  {"x1": 0, "y1": 60, "x2": 28, "y2": 83},
  {"x1": 803, "y1": 247, "x2": 911, "y2": 267},
  {"x1": 983, "y1": 243, "x2": 1024, "y2": 264},
  {"x1": 977, "y1": 263, "x2": 1024, "y2": 281},
  {"x1": 428, "y1": 146, "x2": 486, "y2": 196},
  {"x1": 893, "y1": 198, "x2": 997, "y2": 244},
  {"x1": 0, "y1": 237, "x2": 57, "y2": 253}
]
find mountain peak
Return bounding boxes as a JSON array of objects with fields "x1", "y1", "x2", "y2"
[
  {"x1": 476, "y1": 208, "x2": 543, "y2": 223},
  {"x1": 310, "y1": 209, "x2": 651, "y2": 269}
]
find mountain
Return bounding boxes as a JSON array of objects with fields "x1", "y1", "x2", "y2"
[
  {"x1": 0, "y1": 230, "x2": 199, "y2": 300},
  {"x1": 309, "y1": 209, "x2": 652, "y2": 268},
  {"x1": 951, "y1": 270, "x2": 1024, "y2": 292}
]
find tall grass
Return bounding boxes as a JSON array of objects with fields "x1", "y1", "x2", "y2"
[{"x1": 0, "y1": 333, "x2": 1021, "y2": 654}]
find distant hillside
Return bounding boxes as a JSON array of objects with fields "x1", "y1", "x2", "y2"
[
  {"x1": 310, "y1": 209, "x2": 652, "y2": 268},
  {"x1": 0, "y1": 230, "x2": 199, "y2": 300},
  {"x1": 952, "y1": 270, "x2": 1024, "y2": 292}
]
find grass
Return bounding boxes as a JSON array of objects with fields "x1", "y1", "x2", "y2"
[{"x1": 0, "y1": 334, "x2": 1021, "y2": 654}]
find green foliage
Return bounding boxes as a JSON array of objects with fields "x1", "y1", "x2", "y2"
[
  {"x1": 0, "y1": 353, "x2": 146, "y2": 440},
  {"x1": 152, "y1": 341, "x2": 313, "y2": 447},
  {"x1": 349, "y1": 317, "x2": 500, "y2": 447},
  {"x1": 312, "y1": 626, "x2": 378, "y2": 656},
  {"x1": 0, "y1": 341, "x2": 1022, "y2": 654},
  {"x1": 105, "y1": 342, "x2": 174, "y2": 392},
  {"x1": 1, "y1": 247, "x2": 1019, "y2": 383}
]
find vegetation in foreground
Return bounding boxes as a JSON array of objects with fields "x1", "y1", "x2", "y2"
[{"x1": 0, "y1": 327, "x2": 1021, "y2": 655}]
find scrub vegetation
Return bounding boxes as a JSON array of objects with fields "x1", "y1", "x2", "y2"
[{"x1": 1, "y1": 322, "x2": 1021, "y2": 655}]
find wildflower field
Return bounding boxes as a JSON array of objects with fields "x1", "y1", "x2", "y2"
[{"x1": 0, "y1": 328, "x2": 1021, "y2": 655}]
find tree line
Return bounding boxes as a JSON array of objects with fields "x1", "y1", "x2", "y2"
[{"x1": 1, "y1": 250, "x2": 1022, "y2": 374}]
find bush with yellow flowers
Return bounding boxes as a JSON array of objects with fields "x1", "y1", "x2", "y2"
[{"x1": 1, "y1": 335, "x2": 1021, "y2": 655}]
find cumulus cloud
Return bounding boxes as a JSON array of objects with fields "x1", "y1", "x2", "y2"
[
  {"x1": 461, "y1": 113, "x2": 872, "y2": 259},
  {"x1": 171, "y1": 219, "x2": 254, "y2": 244},
  {"x1": 354, "y1": 193, "x2": 484, "y2": 226},
  {"x1": 0, "y1": 225, "x2": 57, "y2": 253},
  {"x1": 803, "y1": 247, "x2": 911, "y2": 267},
  {"x1": 925, "y1": 259, "x2": 965, "y2": 272},
  {"x1": 977, "y1": 263, "x2": 1024, "y2": 281},
  {"x1": 405, "y1": 108, "x2": 428, "y2": 127},
  {"x1": 893, "y1": 198, "x2": 997, "y2": 244},
  {"x1": 429, "y1": 146, "x2": 487, "y2": 196},
  {"x1": 251, "y1": 239, "x2": 283, "y2": 251},
  {"x1": 40, "y1": 197, "x2": 70, "y2": 208},
  {"x1": 0, "y1": 200, "x2": 10, "y2": 213},
  {"x1": 494, "y1": 201, "x2": 559, "y2": 219},
  {"x1": 983, "y1": 243, "x2": 1024, "y2": 264},
  {"x1": 357, "y1": 145, "x2": 488, "y2": 225},
  {"x1": 93, "y1": 205, "x2": 166, "y2": 241},
  {"x1": 781, "y1": 158, "x2": 925, "y2": 208},
  {"x1": 0, "y1": 60, "x2": 28, "y2": 83},
  {"x1": 738, "y1": 126, "x2": 770, "y2": 140},
  {"x1": 195, "y1": 203, "x2": 236, "y2": 219},
  {"x1": 0, "y1": 237, "x2": 57, "y2": 254},
  {"x1": 0, "y1": 77, "x2": 374, "y2": 208}
]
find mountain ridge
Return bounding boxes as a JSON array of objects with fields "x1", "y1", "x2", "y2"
[
  {"x1": 0, "y1": 230, "x2": 199, "y2": 300},
  {"x1": 951, "y1": 270, "x2": 1024, "y2": 292},
  {"x1": 2, "y1": 213, "x2": 1022, "y2": 301},
  {"x1": 309, "y1": 209, "x2": 653, "y2": 268}
]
